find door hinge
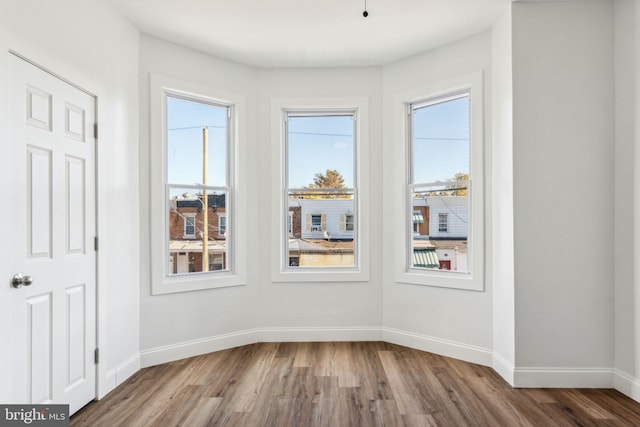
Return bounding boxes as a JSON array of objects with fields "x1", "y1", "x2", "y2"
[
  {"x1": 94, "y1": 348, "x2": 99, "y2": 364},
  {"x1": 94, "y1": 236, "x2": 99, "y2": 251},
  {"x1": 94, "y1": 123, "x2": 98, "y2": 140}
]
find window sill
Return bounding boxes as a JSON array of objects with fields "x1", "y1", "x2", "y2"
[
  {"x1": 272, "y1": 268, "x2": 369, "y2": 283},
  {"x1": 152, "y1": 271, "x2": 246, "y2": 295},
  {"x1": 396, "y1": 269, "x2": 484, "y2": 291}
]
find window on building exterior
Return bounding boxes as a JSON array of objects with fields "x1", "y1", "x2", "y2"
[
  {"x1": 344, "y1": 214, "x2": 354, "y2": 232},
  {"x1": 408, "y1": 91, "x2": 470, "y2": 273},
  {"x1": 438, "y1": 213, "x2": 448, "y2": 232},
  {"x1": 309, "y1": 214, "x2": 324, "y2": 232},
  {"x1": 209, "y1": 253, "x2": 224, "y2": 271},
  {"x1": 288, "y1": 212, "x2": 294, "y2": 235},
  {"x1": 218, "y1": 214, "x2": 227, "y2": 236},
  {"x1": 285, "y1": 111, "x2": 357, "y2": 269},
  {"x1": 184, "y1": 215, "x2": 196, "y2": 238},
  {"x1": 166, "y1": 94, "x2": 230, "y2": 276}
]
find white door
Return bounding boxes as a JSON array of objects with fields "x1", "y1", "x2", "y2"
[
  {"x1": 177, "y1": 253, "x2": 189, "y2": 273},
  {"x1": 8, "y1": 54, "x2": 96, "y2": 415}
]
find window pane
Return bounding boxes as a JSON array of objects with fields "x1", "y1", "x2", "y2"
[
  {"x1": 410, "y1": 93, "x2": 470, "y2": 273},
  {"x1": 286, "y1": 112, "x2": 356, "y2": 269},
  {"x1": 167, "y1": 187, "x2": 228, "y2": 275},
  {"x1": 412, "y1": 95, "x2": 469, "y2": 184},
  {"x1": 287, "y1": 115, "x2": 354, "y2": 188},
  {"x1": 167, "y1": 96, "x2": 227, "y2": 187},
  {"x1": 166, "y1": 94, "x2": 230, "y2": 278}
]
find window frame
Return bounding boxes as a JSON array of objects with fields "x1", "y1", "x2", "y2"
[
  {"x1": 271, "y1": 97, "x2": 370, "y2": 283},
  {"x1": 393, "y1": 71, "x2": 484, "y2": 291},
  {"x1": 150, "y1": 75, "x2": 247, "y2": 295}
]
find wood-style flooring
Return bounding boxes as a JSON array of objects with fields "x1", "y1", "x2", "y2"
[{"x1": 71, "y1": 342, "x2": 640, "y2": 426}]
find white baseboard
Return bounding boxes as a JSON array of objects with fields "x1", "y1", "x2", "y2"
[
  {"x1": 513, "y1": 367, "x2": 614, "y2": 388},
  {"x1": 140, "y1": 329, "x2": 260, "y2": 368},
  {"x1": 614, "y1": 369, "x2": 640, "y2": 403},
  {"x1": 382, "y1": 327, "x2": 493, "y2": 367},
  {"x1": 259, "y1": 326, "x2": 382, "y2": 342},
  {"x1": 100, "y1": 352, "x2": 140, "y2": 399},
  {"x1": 492, "y1": 352, "x2": 515, "y2": 386}
]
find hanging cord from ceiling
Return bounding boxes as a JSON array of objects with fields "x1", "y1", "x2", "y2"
[{"x1": 363, "y1": 0, "x2": 369, "y2": 17}]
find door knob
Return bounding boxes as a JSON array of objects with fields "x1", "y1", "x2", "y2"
[{"x1": 12, "y1": 274, "x2": 32, "y2": 289}]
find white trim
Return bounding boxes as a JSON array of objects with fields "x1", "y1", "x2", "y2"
[
  {"x1": 140, "y1": 329, "x2": 259, "y2": 368},
  {"x1": 382, "y1": 327, "x2": 493, "y2": 367},
  {"x1": 149, "y1": 74, "x2": 248, "y2": 294},
  {"x1": 100, "y1": 353, "x2": 140, "y2": 399},
  {"x1": 513, "y1": 367, "x2": 614, "y2": 388},
  {"x1": 614, "y1": 369, "x2": 640, "y2": 403},
  {"x1": 393, "y1": 71, "x2": 485, "y2": 291},
  {"x1": 271, "y1": 97, "x2": 370, "y2": 283},
  {"x1": 492, "y1": 352, "x2": 515, "y2": 386},
  {"x1": 259, "y1": 326, "x2": 381, "y2": 342}
]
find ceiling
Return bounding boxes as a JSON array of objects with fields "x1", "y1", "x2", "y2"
[{"x1": 108, "y1": 0, "x2": 511, "y2": 68}]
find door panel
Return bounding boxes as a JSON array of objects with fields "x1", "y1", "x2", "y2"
[
  {"x1": 27, "y1": 293, "x2": 52, "y2": 403},
  {"x1": 9, "y1": 54, "x2": 96, "y2": 415}
]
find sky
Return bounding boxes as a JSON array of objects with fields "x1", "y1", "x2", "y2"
[
  {"x1": 166, "y1": 96, "x2": 227, "y2": 197},
  {"x1": 166, "y1": 94, "x2": 469, "y2": 194},
  {"x1": 287, "y1": 115, "x2": 354, "y2": 189},
  {"x1": 412, "y1": 95, "x2": 469, "y2": 185}
]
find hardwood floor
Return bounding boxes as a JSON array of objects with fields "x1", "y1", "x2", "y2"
[{"x1": 71, "y1": 342, "x2": 640, "y2": 426}]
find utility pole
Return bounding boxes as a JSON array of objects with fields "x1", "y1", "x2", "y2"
[{"x1": 202, "y1": 127, "x2": 209, "y2": 272}]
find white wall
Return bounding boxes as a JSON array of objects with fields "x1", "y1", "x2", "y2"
[
  {"x1": 256, "y1": 66, "x2": 384, "y2": 332},
  {"x1": 4, "y1": 0, "x2": 637, "y2": 406},
  {"x1": 512, "y1": 1, "x2": 615, "y2": 380},
  {"x1": 491, "y1": 3, "x2": 516, "y2": 383},
  {"x1": 614, "y1": 0, "x2": 637, "y2": 393},
  {"x1": 382, "y1": 31, "x2": 494, "y2": 365},
  {"x1": 138, "y1": 35, "x2": 261, "y2": 365},
  {"x1": 634, "y1": 0, "x2": 640, "y2": 400},
  {"x1": 138, "y1": 39, "x2": 384, "y2": 363},
  {"x1": 0, "y1": 0, "x2": 140, "y2": 398}
]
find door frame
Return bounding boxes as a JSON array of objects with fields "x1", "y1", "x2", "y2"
[{"x1": 7, "y1": 48, "x2": 102, "y2": 404}]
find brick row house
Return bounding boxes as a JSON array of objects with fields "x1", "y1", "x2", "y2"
[{"x1": 169, "y1": 194, "x2": 228, "y2": 274}]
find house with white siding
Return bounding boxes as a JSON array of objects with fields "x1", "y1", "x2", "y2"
[
  {"x1": 289, "y1": 198, "x2": 355, "y2": 240},
  {"x1": 412, "y1": 196, "x2": 468, "y2": 271}
]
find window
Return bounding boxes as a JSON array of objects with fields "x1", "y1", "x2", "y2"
[
  {"x1": 288, "y1": 212, "x2": 294, "y2": 235},
  {"x1": 412, "y1": 210, "x2": 424, "y2": 234},
  {"x1": 271, "y1": 96, "x2": 369, "y2": 282},
  {"x1": 166, "y1": 94, "x2": 230, "y2": 276},
  {"x1": 150, "y1": 75, "x2": 246, "y2": 294},
  {"x1": 218, "y1": 214, "x2": 227, "y2": 236},
  {"x1": 184, "y1": 214, "x2": 196, "y2": 238},
  {"x1": 344, "y1": 214, "x2": 354, "y2": 232},
  {"x1": 394, "y1": 71, "x2": 484, "y2": 291},
  {"x1": 284, "y1": 111, "x2": 357, "y2": 269},
  {"x1": 209, "y1": 253, "x2": 224, "y2": 271},
  {"x1": 409, "y1": 92, "x2": 469, "y2": 272},
  {"x1": 438, "y1": 213, "x2": 448, "y2": 233},
  {"x1": 309, "y1": 214, "x2": 324, "y2": 232}
]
